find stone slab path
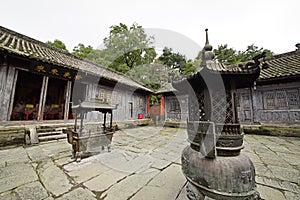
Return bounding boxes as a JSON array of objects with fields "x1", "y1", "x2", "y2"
[{"x1": 0, "y1": 126, "x2": 299, "y2": 199}]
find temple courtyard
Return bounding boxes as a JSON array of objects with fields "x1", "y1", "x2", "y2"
[{"x1": 0, "y1": 125, "x2": 299, "y2": 199}]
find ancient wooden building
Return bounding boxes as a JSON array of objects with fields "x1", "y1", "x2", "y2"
[
  {"x1": 237, "y1": 46, "x2": 300, "y2": 123},
  {"x1": 0, "y1": 26, "x2": 152, "y2": 122}
]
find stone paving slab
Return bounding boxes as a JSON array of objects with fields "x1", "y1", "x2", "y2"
[
  {"x1": 25, "y1": 145, "x2": 50, "y2": 162},
  {"x1": 83, "y1": 169, "x2": 130, "y2": 192},
  {"x1": 101, "y1": 168, "x2": 160, "y2": 200},
  {"x1": 0, "y1": 147, "x2": 30, "y2": 167},
  {"x1": 38, "y1": 160, "x2": 73, "y2": 197},
  {"x1": 56, "y1": 187, "x2": 96, "y2": 200},
  {"x1": 257, "y1": 184, "x2": 286, "y2": 200},
  {"x1": 66, "y1": 162, "x2": 110, "y2": 183},
  {"x1": 0, "y1": 163, "x2": 38, "y2": 193},
  {"x1": 131, "y1": 164, "x2": 186, "y2": 200},
  {"x1": 14, "y1": 181, "x2": 49, "y2": 200}
]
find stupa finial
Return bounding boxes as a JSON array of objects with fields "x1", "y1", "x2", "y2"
[{"x1": 203, "y1": 28, "x2": 214, "y2": 61}]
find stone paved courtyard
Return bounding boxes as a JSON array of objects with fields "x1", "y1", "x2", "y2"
[{"x1": 0, "y1": 126, "x2": 299, "y2": 199}]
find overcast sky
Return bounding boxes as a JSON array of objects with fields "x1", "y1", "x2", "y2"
[{"x1": 1, "y1": 0, "x2": 299, "y2": 59}]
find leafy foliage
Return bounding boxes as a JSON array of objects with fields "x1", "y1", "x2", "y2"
[
  {"x1": 158, "y1": 47, "x2": 198, "y2": 76},
  {"x1": 213, "y1": 44, "x2": 273, "y2": 65},
  {"x1": 46, "y1": 39, "x2": 68, "y2": 52},
  {"x1": 102, "y1": 22, "x2": 157, "y2": 73},
  {"x1": 126, "y1": 63, "x2": 168, "y2": 88},
  {"x1": 72, "y1": 43, "x2": 93, "y2": 58}
]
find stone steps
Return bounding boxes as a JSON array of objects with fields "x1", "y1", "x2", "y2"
[
  {"x1": 37, "y1": 124, "x2": 73, "y2": 142},
  {"x1": 39, "y1": 133, "x2": 67, "y2": 142}
]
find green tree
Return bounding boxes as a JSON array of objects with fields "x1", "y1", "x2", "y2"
[
  {"x1": 158, "y1": 47, "x2": 197, "y2": 76},
  {"x1": 72, "y1": 43, "x2": 93, "y2": 58},
  {"x1": 158, "y1": 47, "x2": 186, "y2": 73},
  {"x1": 103, "y1": 22, "x2": 157, "y2": 73},
  {"x1": 126, "y1": 63, "x2": 168, "y2": 87},
  {"x1": 213, "y1": 44, "x2": 273, "y2": 65},
  {"x1": 239, "y1": 44, "x2": 273, "y2": 62},
  {"x1": 46, "y1": 39, "x2": 68, "y2": 52},
  {"x1": 86, "y1": 49, "x2": 116, "y2": 67}
]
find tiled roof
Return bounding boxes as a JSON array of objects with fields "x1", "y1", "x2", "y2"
[
  {"x1": 155, "y1": 82, "x2": 176, "y2": 94},
  {"x1": 0, "y1": 26, "x2": 152, "y2": 93},
  {"x1": 259, "y1": 50, "x2": 300, "y2": 81},
  {"x1": 205, "y1": 61, "x2": 260, "y2": 74}
]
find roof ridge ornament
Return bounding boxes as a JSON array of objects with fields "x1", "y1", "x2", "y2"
[
  {"x1": 204, "y1": 28, "x2": 213, "y2": 52},
  {"x1": 199, "y1": 29, "x2": 215, "y2": 70}
]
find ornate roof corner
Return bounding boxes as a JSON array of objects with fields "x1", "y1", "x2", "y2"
[{"x1": 296, "y1": 43, "x2": 300, "y2": 51}]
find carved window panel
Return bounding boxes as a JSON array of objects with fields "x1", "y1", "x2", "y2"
[
  {"x1": 276, "y1": 91, "x2": 287, "y2": 108},
  {"x1": 139, "y1": 97, "x2": 144, "y2": 107},
  {"x1": 241, "y1": 94, "x2": 250, "y2": 109},
  {"x1": 287, "y1": 89, "x2": 299, "y2": 108},
  {"x1": 99, "y1": 90, "x2": 105, "y2": 103},
  {"x1": 106, "y1": 92, "x2": 112, "y2": 103},
  {"x1": 264, "y1": 92, "x2": 275, "y2": 109},
  {"x1": 170, "y1": 99, "x2": 180, "y2": 112}
]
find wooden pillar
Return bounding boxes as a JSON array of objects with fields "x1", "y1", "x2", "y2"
[
  {"x1": 160, "y1": 96, "x2": 165, "y2": 120},
  {"x1": 64, "y1": 80, "x2": 72, "y2": 120},
  {"x1": 0, "y1": 56, "x2": 17, "y2": 121},
  {"x1": 147, "y1": 95, "x2": 151, "y2": 116},
  {"x1": 8, "y1": 70, "x2": 18, "y2": 120},
  {"x1": 38, "y1": 76, "x2": 48, "y2": 120}
]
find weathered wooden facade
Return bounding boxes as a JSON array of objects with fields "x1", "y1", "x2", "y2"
[
  {"x1": 237, "y1": 47, "x2": 300, "y2": 123},
  {"x1": 0, "y1": 26, "x2": 152, "y2": 123}
]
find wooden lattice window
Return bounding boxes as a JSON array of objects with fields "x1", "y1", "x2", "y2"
[
  {"x1": 106, "y1": 91, "x2": 112, "y2": 103},
  {"x1": 139, "y1": 97, "x2": 144, "y2": 107},
  {"x1": 99, "y1": 89, "x2": 112, "y2": 103},
  {"x1": 265, "y1": 92, "x2": 275, "y2": 108},
  {"x1": 99, "y1": 90, "x2": 105, "y2": 103},
  {"x1": 170, "y1": 99, "x2": 180, "y2": 111},
  {"x1": 276, "y1": 91, "x2": 287, "y2": 108},
  {"x1": 287, "y1": 89, "x2": 299, "y2": 108}
]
